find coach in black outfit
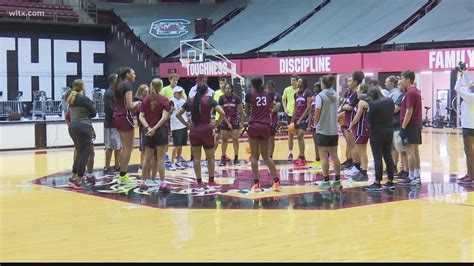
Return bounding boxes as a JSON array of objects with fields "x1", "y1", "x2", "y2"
[
  {"x1": 67, "y1": 79, "x2": 97, "y2": 186},
  {"x1": 364, "y1": 87, "x2": 395, "y2": 191}
]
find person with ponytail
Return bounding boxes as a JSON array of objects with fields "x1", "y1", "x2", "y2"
[
  {"x1": 112, "y1": 67, "x2": 141, "y2": 184},
  {"x1": 245, "y1": 78, "x2": 281, "y2": 192},
  {"x1": 66, "y1": 79, "x2": 96, "y2": 188},
  {"x1": 138, "y1": 78, "x2": 171, "y2": 192},
  {"x1": 175, "y1": 82, "x2": 231, "y2": 187}
]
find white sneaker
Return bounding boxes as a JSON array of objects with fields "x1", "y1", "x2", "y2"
[
  {"x1": 169, "y1": 164, "x2": 177, "y2": 171},
  {"x1": 344, "y1": 166, "x2": 360, "y2": 176},
  {"x1": 175, "y1": 163, "x2": 186, "y2": 170}
]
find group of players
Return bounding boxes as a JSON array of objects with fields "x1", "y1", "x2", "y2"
[{"x1": 64, "y1": 66, "x2": 474, "y2": 193}]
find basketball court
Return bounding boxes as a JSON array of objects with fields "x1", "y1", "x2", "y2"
[{"x1": 1, "y1": 128, "x2": 473, "y2": 262}]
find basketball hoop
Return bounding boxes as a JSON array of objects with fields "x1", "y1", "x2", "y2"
[{"x1": 179, "y1": 58, "x2": 193, "y2": 67}]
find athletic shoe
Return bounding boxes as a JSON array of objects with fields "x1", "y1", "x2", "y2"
[
  {"x1": 103, "y1": 168, "x2": 114, "y2": 175},
  {"x1": 294, "y1": 157, "x2": 303, "y2": 166},
  {"x1": 168, "y1": 164, "x2": 177, "y2": 171},
  {"x1": 287, "y1": 153, "x2": 294, "y2": 162},
  {"x1": 138, "y1": 183, "x2": 149, "y2": 191},
  {"x1": 319, "y1": 181, "x2": 331, "y2": 189},
  {"x1": 224, "y1": 155, "x2": 231, "y2": 162},
  {"x1": 458, "y1": 176, "x2": 473, "y2": 184},
  {"x1": 233, "y1": 159, "x2": 239, "y2": 165},
  {"x1": 145, "y1": 179, "x2": 159, "y2": 187},
  {"x1": 383, "y1": 181, "x2": 395, "y2": 189},
  {"x1": 352, "y1": 172, "x2": 369, "y2": 182},
  {"x1": 178, "y1": 155, "x2": 187, "y2": 163},
  {"x1": 396, "y1": 177, "x2": 420, "y2": 186},
  {"x1": 117, "y1": 174, "x2": 136, "y2": 185},
  {"x1": 218, "y1": 158, "x2": 226, "y2": 166},
  {"x1": 410, "y1": 177, "x2": 421, "y2": 185},
  {"x1": 159, "y1": 184, "x2": 171, "y2": 193},
  {"x1": 251, "y1": 182, "x2": 262, "y2": 192},
  {"x1": 457, "y1": 175, "x2": 471, "y2": 182},
  {"x1": 175, "y1": 163, "x2": 186, "y2": 170},
  {"x1": 343, "y1": 166, "x2": 360, "y2": 176},
  {"x1": 272, "y1": 180, "x2": 281, "y2": 191},
  {"x1": 341, "y1": 163, "x2": 353, "y2": 170},
  {"x1": 332, "y1": 179, "x2": 342, "y2": 186},
  {"x1": 86, "y1": 175, "x2": 96, "y2": 184},
  {"x1": 395, "y1": 171, "x2": 409, "y2": 180},
  {"x1": 364, "y1": 182, "x2": 382, "y2": 191},
  {"x1": 208, "y1": 179, "x2": 218, "y2": 187}
]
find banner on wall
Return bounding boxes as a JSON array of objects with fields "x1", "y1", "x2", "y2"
[
  {"x1": 0, "y1": 37, "x2": 105, "y2": 101},
  {"x1": 160, "y1": 47, "x2": 474, "y2": 78}
]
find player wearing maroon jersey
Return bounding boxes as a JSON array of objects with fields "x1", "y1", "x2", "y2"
[
  {"x1": 138, "y1": 78, "x2": 171, "y2": 192},
  {"x1": 176, "y1": 83, "x2": 231, "y2": 187},
  {"x1": 218, "y1": 84, "x2": 244, "y2": 166},
  {"x1": 245, "y1": 78, "x2": 281, "y2": 192},
  {"x1": 265, "y1": 80, "x2": 282, "y2": 159},
  {"x1": 308, "y1": 81, "x2": 322, "y2": 162},
  {"x1": 292, "y1": 77, "x2": 314, "y2": 166},
  {"x1": 348, "y1": 83, "x2": 370, "y2": 182},
  {"x1": 112, "y1": 67, "x2": 142, "y2": 185}
]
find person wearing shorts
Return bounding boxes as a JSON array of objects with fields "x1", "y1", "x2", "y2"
[
  {"x1": 337, "y1": 75, "x2": 360, "y2": 169},
  {"x1": 313, "y1": 75, "x2": 341, "y2": 187},
  {"x1": 348, "y1": 83, "x2": 370, "y2": 182},
  {"x1": 397, "y1": 70, "x2": 423, "y2": 186},
  {"x1": 168, "y1": 86, "x2": 188, "y2": 171},
  {"x1": 245, "y1": 78, "x2": 281, "y2": 192},
  {"x1": 218, "y1": 83, "x2": 244, "y2": 166},
  {"x1": 138, "y1": 78, "x2": 171, "y2": 192},
  {"x1": 102, "y1": 73, "x2": 122, "y2": 175},
  {"x1": 112, "y1": 67, "x2": 141, "y2": 185},
  {"x1": 282, "y1": 74, "x2": 299, "y2": 161},
  {"x1": 176, "y1": 82, "x2": 231, "y2": 187},
  {"x1": 291, "y1": 77, "x2": 314, "y2": 166},
  {"x1": 266, "y1": 80, "x2": 281, "y2": 159}
]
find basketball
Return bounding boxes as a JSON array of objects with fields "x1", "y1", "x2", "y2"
[{"x1": 288, "y1": 122, "x2": 297, "y2": 135}]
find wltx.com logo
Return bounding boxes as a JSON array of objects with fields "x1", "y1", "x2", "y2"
[{"x1": 8, "y1": 9, "x2": 46, "y2": 17}]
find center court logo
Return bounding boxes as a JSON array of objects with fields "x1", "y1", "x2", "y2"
[{"x1": 149, "y1": 19, "x2": 190, "y2": 38}]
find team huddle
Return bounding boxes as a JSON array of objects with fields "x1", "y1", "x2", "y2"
[{"x1": 64, "y1": 66, "x2": 474, "y2": 192}]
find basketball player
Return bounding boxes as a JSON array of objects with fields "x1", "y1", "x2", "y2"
[
  {"x1": 338, "y1": 74, "x2": 361, "y2": 171},
  {"x1": 66, "y1": 79, "x2": 96, "y2": 187},
  {"x1": 266, "y1": 80, "x2": 281, "y2": 159},
  {"x1": 292, "y1": 77, "x2": 313, "y2": 166},
  {"x1": 112, "y1": 67, "x2": 141, "y2": 184},
  {"x1": 245, "y1": 78, "x2": 280, "y2": 192},
  {"x1": 341, "y1": 71, "x2": 364, "y2": 175},
  {"x1": 103, "y1": 73, "x2": 121, "y2": 175},
  {"x1": 308, "y1": 82, "x2": 322, "y2": 162},
  {"x1": 176, "y1": 82, "x2": 232, "y2": 187},
  {"x1": 282, "y1": 74, "x2": 299, "y2": 161},
  {"x1": 218, "y1": 83, "x2": 244, "y2": 166},
  {"x1": 138, "y1": 78, "x2": 171, "y2": 192},
  {"x1": 214, "y1": 78, "x2": 227, "y2": 158},
  {"x1": 134, "y1": 84, "x2": 149, "y2": 173},
  {"x1": 313, "y1": 75, "x2": 342, "y2": 187},
  {"x1": 348, "y1": 83, "x2": 370, "y2": 181},
  {"x1": 454, "y1": 69, "x2": 474, "y2": 184},
  {"x1": 397, "y1": 70, "x2": 422, "y2": 186}
]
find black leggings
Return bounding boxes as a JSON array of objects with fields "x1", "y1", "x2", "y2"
[
  {"x1": 370, "y1": 129, "x2": 395, "y2": 182},
  {"x1": 68, "y1": 122, "x2": 93, "y2": 178}
]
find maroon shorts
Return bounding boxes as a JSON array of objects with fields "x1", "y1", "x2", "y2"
[
  {"x1": 355, "y1": 135, "x2": 369, "y2": 144},
  {"x1": 113, "y1": 115, "x2": 134, "y2": 132},
  {"x1": 248, "y1": 122, "x2": 270, "y2": 139},
  {"x1": 189, "y1": 124, "x2": 214, "y2": 149}
]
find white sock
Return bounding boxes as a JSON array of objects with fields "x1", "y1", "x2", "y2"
[
  {"x1": 414, "y1": 169, "x2": 420, "y2": 178},
  {"x1": 409, "y1": 170, "x2": 415, "y2": 180},
  {"x1": 289, "y1": 150, "x2": 293, "y2": 155}
]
